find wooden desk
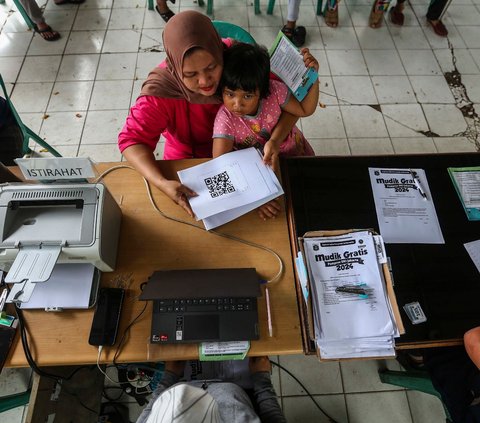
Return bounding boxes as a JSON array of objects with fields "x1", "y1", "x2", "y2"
[
  {"x1": 283, "y1": 153, "x2": 480, "y2": 351},
  {"x1": 6, "y1": 160, "x2": 302, "y2": 367}
]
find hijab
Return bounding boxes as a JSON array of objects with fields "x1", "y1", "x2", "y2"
[{"x1": 141, "y1": 11, "x2": 224, "y2": 104}]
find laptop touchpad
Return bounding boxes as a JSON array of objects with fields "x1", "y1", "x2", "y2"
[{"x1": 184, "y1": 315, "x2": 219, "y2": 340}]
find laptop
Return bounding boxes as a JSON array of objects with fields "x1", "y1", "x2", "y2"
[{"x1": 139, "y1": 268, "x2": 261, "y2": 344}]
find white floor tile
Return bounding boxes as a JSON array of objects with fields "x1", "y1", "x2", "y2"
[
  {"x1": 39, "y1": 111, "x2": 86, "y2": 145},
  {"x1": 423, "y1": 24, "x2": 467, "y2": 50},
  {"x1": 433, "y1": 136, "x2": 478, "y2": 152},
  {"x1": 355, "y1": 26, "x2": 396, "y2": 50},
  {"x1": 347, "y1": 5, "x2": 375, "y2": 28},
  {"x1": 462, "y1": 75, "x2": 480, "y2": 102},
  {"x1": 96, "y1": 52, "x2": 137, "y2": 80},
  {"x1": 81, "y1": 109, "x2": 129, "y2": 144},
  {"x1": 363, "y1": 49, "x2": 406, "y2": 76},
  {"x1": 0, "y1": 405, "x2": 27, "y2": 423},
  {"x1": 301, "y1": 105, "x2": 347, "y2": 139},
  {"x1": 57, "y1": 54, "x2": 100, "y2": 81},
  {"x1": 334, "y1": 76, "x2": 377, "y2": 105},
  {"x1": 346, "y1": 391, "x2": 413, "y2": 423},
  {"x1": 17, "y1": 56, "x2": 62, "y2": 83},
  {"x1": 434, "y1": 48, "x2": 480, "y2": 74},
  {"x1": 398, "y1": 49, "x2": 442, "y2": 76},
  {"x1": 341, "y1": 105, "x2": 389, "y2": 138},
  {"x1": 407, "y1": 390, "x2": 448, "y2": 423},
  {"x1": 319, "y1": 76, "x2": 339, "y2": 105},
  {"x1": 381, "y1": 104, "x2": 429, "y2": 137},
  {"x1": 213, "y1": 6, "x2": 249, "y2": 28},
  {"x1": 78, "y1": 143, "x2": 123, "y2": 161},
  {"x1": 27, "y1": 31, "x2": 69, "y2": 56},
  {"x1": 409, "y1": 75, "x2": 456, "y2": 103},
  {"x1": 65, "y1": 30, "x2": 106, "y2": 54},
  {"x1": 108, "y1": 8, "x2": 145, "y2": 30},
  {"x1": 0, "y1": 32, "x2": 32, "y2": 56},
  {"x1": 89, "y1": 80, "x2": 133, "y2": 110},
  {"x1": 10, "y1": 82, "x2": 53, "y2": 113},
  {"x1": 309, "y1": 138, "x2": 351, "y2": 156},
  {"x1": 390, "y1": 26, "x2": 430, "y2": 50},
  {"x1": 139, "y1": 28, "x2": 164, "y2": 52},
  {"x1": 349, "y1": 137, "x2": 395, "y2": 155},
  {"x1": 0, "y1": 367, "x2": 32, "y2": 395},
  {"x1": 279, "y1": 354, "x2": 343, "y2": 395},
  {"x1": 73, "y1": 9, "x2": 111, "y2": 31},
  {"x1": 0, "y1": 56, "x2": 24, "y2": 82},
  {"x1": 391, "y1": 136, "x2": 438, "y2": 153},
  {"x1": 372, "y1": 76, "x2": 417, "y2": 104},
  {"x1": 457, "y1": 25, "x2": 480, "y2": 48},
  {"x1": 47, "y1": 80, "x2": 94, "y2": 111},
  {"x1": 447, "y1": 5, "x2": 480, "y2": 26},
  {"x1": 283, "y1": 394, "x2": 348, "y2": 423},
  {"x1": 327, "y1": 50, "x2": 368, "y2": 76},
  {"x1": 320, "y1": 26, "x2": 360, "y2": 50},
  {"x1": 102, "y1": 29, "x2": 141, "y2": 53},
  {"x1": 42, "y1": 9, "x2": 77, "y2": 31},
  {"x1": 422, "y1": 104, "x2": 468, "y2": 136}
]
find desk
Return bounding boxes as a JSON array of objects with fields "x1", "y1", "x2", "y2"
[
  {"x1": 6, "y1": 160, "x2": 302, "y2": 367},
  {"x1": 283, "y1": 153, "x2": 480, "y2": 350}
]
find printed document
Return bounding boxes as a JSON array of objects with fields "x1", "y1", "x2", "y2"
[
  {"x1": 369, "y1": 168, "x2": 444, "y2": 244},
  {"x1": 448, "y1": 167, "x2": 480, "y2": 221},
  {"x1": 177, "y1": 148, "x2": 283, "y2": 230}
]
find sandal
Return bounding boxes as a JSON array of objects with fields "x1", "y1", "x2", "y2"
[
  {"x1": 427, "y1": 18, "x2": 448, "y2": 37},
  {"x1": 35, "y1": 25, "x2": 61, "y2": 42},
  {"x1": 155, "y1": 5, "x2": 175, "y2": 23},
  {"x1": 389, "y1": 4, "x2": 405, "y2": 26},
  {"x1": 281, "y1": 25, "x2": 307, "y2": 47},
  {"x1": 369, "y1": 1, "x2": 384, "y2": 28},
  {"x1": 324, "y1": 7, "x2": 338, "y2": 28}
]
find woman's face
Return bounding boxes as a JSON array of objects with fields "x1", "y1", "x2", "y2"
[{"x1": 182, "y1": 48, "x2": 222, "y2": 96}]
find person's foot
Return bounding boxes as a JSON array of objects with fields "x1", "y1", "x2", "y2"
[
  {"x1": 427, "y1": 18, "x2": 448, "y2": 37},
  {"x1": 324, "y1": 7, "x2": 338, "y2": 28},
  {"x1": 389, "y1": 4, "x2": 405, "y2": 26},
  {"x1": 35, "y1": 23, "x2": 60, "y2": 41},
  {"x1": 369, "y1": 8, "x2": 384, "y2": 28},
  {"x1": 281, "y1": 25, "x2": 307, "y2": 47}
]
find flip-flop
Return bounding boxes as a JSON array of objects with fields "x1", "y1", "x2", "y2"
[
  {"x1": 155, "y1": 5, "x2": 175, "y2": 23},
  {"x1": 324, "y1": 8, "x2": 338, "y2": 28},
  {"x1": 54, "y1": 0, "x2": 86, "y2": 4},
  {"x1": 35, "y1": 25, "x2": 61, "y2": 41},
  {"x1": 368, "y1": 1, "x2": 384, "y2": 28},
  {"x1": 389, "y1": 5, "x2": 405, "y2": 26},
  {"x1": 427, "y1": 18, "x2": 448, "y2": 37}
]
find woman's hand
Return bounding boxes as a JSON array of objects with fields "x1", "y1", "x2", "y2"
[
  {"x1": 301, "y1": 47, "x2": 319, "y2": 72},
  {"x1": 158, "y1": 179, "x2": 197, "y2": 218},
  {"x1": 257, "y1": 198, "x2": 282, "y2": 220},
  {"x1": 263, "y1": 139, "x2": 281, "y2": 172}
]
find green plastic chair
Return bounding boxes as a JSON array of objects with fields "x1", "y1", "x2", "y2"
[
  {"x1": 379, "y1": 369, "x2": 452, "y2": 422},
  {"x1": 0, "y1": 0, "x2": 36, "y2": 29},
  {"x1": 0, "y1": 390, "x2": 30, "y2": 414},
  {"x1": 212, "y1": 20, "x2": 255, "y2": 44},
  {"x1": 0, "y1": 74, "x2": 61, "y2": 157}
]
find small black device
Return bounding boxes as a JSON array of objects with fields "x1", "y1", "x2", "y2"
[{"x1": 88, "y1": 287, "x2": 125, "y2": 346}]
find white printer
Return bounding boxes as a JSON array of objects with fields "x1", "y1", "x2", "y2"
[{"x1": 0, "y1": 183, "x2": 122, "y2": 305}]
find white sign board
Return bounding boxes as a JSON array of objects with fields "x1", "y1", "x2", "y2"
[{"x1": 15, "y1": 157, "x2": 95, "y2": 180}]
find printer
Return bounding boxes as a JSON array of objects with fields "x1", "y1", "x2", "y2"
[{"x1": 0, "y1": 183, "x2": 122, "y2": 305}]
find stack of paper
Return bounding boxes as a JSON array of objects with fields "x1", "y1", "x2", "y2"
[
  {"x1": 303, "y1": 231, "x2": 400, "y2": 359},
  {"x1": 178, "y1": 148, "x2": 283, "y2": 230}
]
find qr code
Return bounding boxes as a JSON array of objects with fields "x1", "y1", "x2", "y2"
[{"x1": 205, "y1": 171, "x2": 236, "y2": 198}]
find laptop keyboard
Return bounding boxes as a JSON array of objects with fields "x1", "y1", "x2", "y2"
[{"x1": 155, "y1": 298, "x2": 255, "y2": 313}]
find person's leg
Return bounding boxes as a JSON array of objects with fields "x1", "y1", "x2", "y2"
[
  {"x1": 156, "y1": 0, "x2": 174, "y2": 23},
  {"x1": 17, "y1": 0, "x2": 60, "y2": 41},
  {"x1": 426, "y1": 0, "x2": 449, "y2": 36},
  {"x1": 324, "y1": 0, "x2": 339, "y2": 28},
  {"x1": 282, "y1": 0, "x2": 306, "y2": 47},
  {"x1": 369, "y1": 0, "x2": 393, "y2": 28},
  {"x1": 389, "y1": 0, "x2": 406, "y2": 26}
]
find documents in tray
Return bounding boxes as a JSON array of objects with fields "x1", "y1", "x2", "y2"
[
  {"x1": 303, "y1": 231, "x2": 399, "y2": 359},
  {"x1": 448, "y1": 167, "x2": 480, "y2": 221},
  {"x1": 368, "y1": 168, "x2": 444, "y2": 244},
  {"x1": 269, "y1": 31, "x2": 318, "y2": 102},
  {"x1": 177, "y1": 148, "x2": 284, "y2": 230}
]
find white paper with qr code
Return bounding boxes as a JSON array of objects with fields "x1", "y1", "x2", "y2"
[{"x1": 177, "y1": 148, "x2": 283, "y2": 229}]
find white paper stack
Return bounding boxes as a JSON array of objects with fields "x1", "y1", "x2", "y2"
[
  {"x1": 177, "y1": 148, "x2": 284, "y2": 230},
  {"x1": 303, "y1": 231, "x2": 399, "y2": 359}
]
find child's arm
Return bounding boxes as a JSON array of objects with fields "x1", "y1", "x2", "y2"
[
  {"x1": 280, "y1": 48, "x2": 320, "y2": 117},
  {"x1": 212, "y1": 137, "x2": 235, "y2": 157}
]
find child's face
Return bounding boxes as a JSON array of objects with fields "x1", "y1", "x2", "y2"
[{"x1": 222, "y1": 87, "x2": 260, "y2": 117}]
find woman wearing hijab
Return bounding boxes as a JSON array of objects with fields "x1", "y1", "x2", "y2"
[{"x1": 118, "y1": 11, "x2": 313, "y2": 218}]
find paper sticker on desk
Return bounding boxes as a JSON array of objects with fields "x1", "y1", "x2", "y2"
[
  {"x1": 199, "y1": 341, "x2": 250, "y2": 361},
  {"x1": 403, "y1": 302, "x2": 427, "y2": 325}
]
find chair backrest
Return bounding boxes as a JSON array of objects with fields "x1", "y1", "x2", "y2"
[{"x1": 212, "y1": 21, "x2": 255, "y2": 44}]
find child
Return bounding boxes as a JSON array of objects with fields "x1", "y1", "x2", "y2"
[{"x1": 212, "y1": 42, "x2": 319, "y2": 166}]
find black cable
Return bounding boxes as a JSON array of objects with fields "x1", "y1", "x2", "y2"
[
  {"x1": 61, "y1": 386, "x2": 99, "y2": 415},
  {"x1": 270, "y1": 360, "x2": 339, "y2": 423},
  {"x1": 102, "y1": 386, "x2": 125, "y2": 402},
  {"x1": 112, "y1": 282, "x2": 149, "y2": 367}
]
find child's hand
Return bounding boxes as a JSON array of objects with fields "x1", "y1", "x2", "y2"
[
  {"x1": 257, "y1": 198, "x2": 282, "y2": 220},
  {"x1": 301, "y1": 48, "x2": 319, "y2": 72},
  {"x1": 158, "y1": 179, "x2": 197, "y2": 218},
  {"x1": 263, "y1": 139, "x2": 280, "y2": 173}
]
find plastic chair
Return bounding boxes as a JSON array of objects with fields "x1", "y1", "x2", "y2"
[
  {"x1": 379, "y1": 369, "x2": 452, "y2": 422},
  {"x1": 2, "y1": 0, "x2": 36, "y2": 29},
  {"x1": 0, "y1": 74, "x2": 61, "y2": 157},
  {"x1": 212, "y1": 20, "x2": 255, "y2": 44},
  {"x1": 0, "y1": 390, "x2": 30, "y2": 413}
]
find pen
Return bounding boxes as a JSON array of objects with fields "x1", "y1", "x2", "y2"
[
  {"x1": 265, "y1": 287, "x2": 273, "y2": 337},
  {"x1": 409, "y1": 169, "x2": 428, "y2": 201},
  {"x1": 335, "y1": 286, "x2": 367, "y2": 296}
]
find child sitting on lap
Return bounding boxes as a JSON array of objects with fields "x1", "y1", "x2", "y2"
[{"x1": 212, "y1": 42, "x2": 319, "y2": 165}]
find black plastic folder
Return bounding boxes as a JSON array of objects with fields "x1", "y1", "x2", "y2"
[{"x1": 140, "y1": 268, "x2": 261, "y2": 344}]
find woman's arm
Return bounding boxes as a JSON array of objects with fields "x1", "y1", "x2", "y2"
[{"x1": 122, "y1": 144, "x2": 196, "y2": 217}]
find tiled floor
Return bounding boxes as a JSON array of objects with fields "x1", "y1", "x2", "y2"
[{"x1": 1, "y1": 0, "x2": 479, "y2": 421}]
